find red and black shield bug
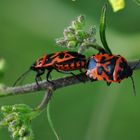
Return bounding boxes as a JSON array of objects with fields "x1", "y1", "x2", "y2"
[
  {"x1": 13, "y1": 51, "x2": 86, "y2": 86},
  {"x1": 86, "y1": 4, "x2": 139, "y2": 95},
  {"x1": 86, "y1": 49, "x2": 139, "y2": 95}
]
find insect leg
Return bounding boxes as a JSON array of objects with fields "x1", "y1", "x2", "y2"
[
  {"x1": 46, "y1": 69, "x2": 54, "y2": 84},
  {"x1": 70, "y1": 71, "x2": 86, "y2": 83},
  {"x1": 35, "y1": 70, "x2": 45, "y2": 86},
  {"x1": 106, "y1": 82, "x2": 111, "y2": 86},
  {"x1": 54, "y1": 68, "x2": 85, "y2": 83},
  {"x1": 35, "y1": 75, "x2": 42, "y2": 86},
  {"x1": 78, "y1": 69, "x2": 87, "y2": 82},
  {"x1": 79, "y1": 69, "x2": 85, "y2": 73}
]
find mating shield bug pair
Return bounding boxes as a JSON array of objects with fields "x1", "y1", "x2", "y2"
[
  {"x1": 13, "y1": 4, "x2": 138, "y2": 95},
  {"x1": 13, "y1": 49, "x2": 138, "y2": 95}
]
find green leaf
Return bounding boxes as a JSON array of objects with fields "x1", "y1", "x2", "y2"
[
  {"x1": 100, "y1": 4, "x2": 112, "y2": 54},
  {"x1": 108, "y1": 0, "x2": 125, "y2": 12}
]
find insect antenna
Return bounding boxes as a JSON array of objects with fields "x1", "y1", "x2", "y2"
[
  {"x1": 130, "y1": 76, "x2": 136, "y2": 96},
  {"x1": 13, "y1": 69, "x2": 31, "y2": 86}
]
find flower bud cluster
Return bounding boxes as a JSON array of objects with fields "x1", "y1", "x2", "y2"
[
  {"x1": 56, "y1": 15, "x2": 96, "y2": 50},
  {"x1": 0, "y1": 104, "x2": 34, "y2": 140}
]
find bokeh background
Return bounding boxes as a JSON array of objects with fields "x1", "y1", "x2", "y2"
[{"x1": 0, "y1": 0, "x2": 140, "y2": 140}]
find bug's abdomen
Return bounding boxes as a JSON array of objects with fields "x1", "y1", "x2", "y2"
[{"x1": 55, "y1": 58, "x2": 86, "y2": 71}]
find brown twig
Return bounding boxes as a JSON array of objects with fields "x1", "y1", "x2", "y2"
[
  {"x1": 0, "y1": 60, "x2": 139, "y2": 110},
  {"x1": 0, "y1": 60, "x2": 140, "y2": 98},
  {"x1": 0, "y1": 73, "x2": 90, "y2": 97},
  {"x1": 36, "y1": 88, "x2": 53, "y2": 110}
]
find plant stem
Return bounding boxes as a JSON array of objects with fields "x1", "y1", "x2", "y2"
[
  {"x1": 47, "y1": 102, "x2": 60, "y2": 140},
  {"x1": 0, "y1": 60, "x2": 139, "y2": 98},
  {"x1": 36, "y1": 88, "x2": 53, "y2": 110}
]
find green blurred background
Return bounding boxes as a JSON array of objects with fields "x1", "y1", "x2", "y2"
[{"x1": 0, "y1": 0, "x2": 140, "y2": 140}]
